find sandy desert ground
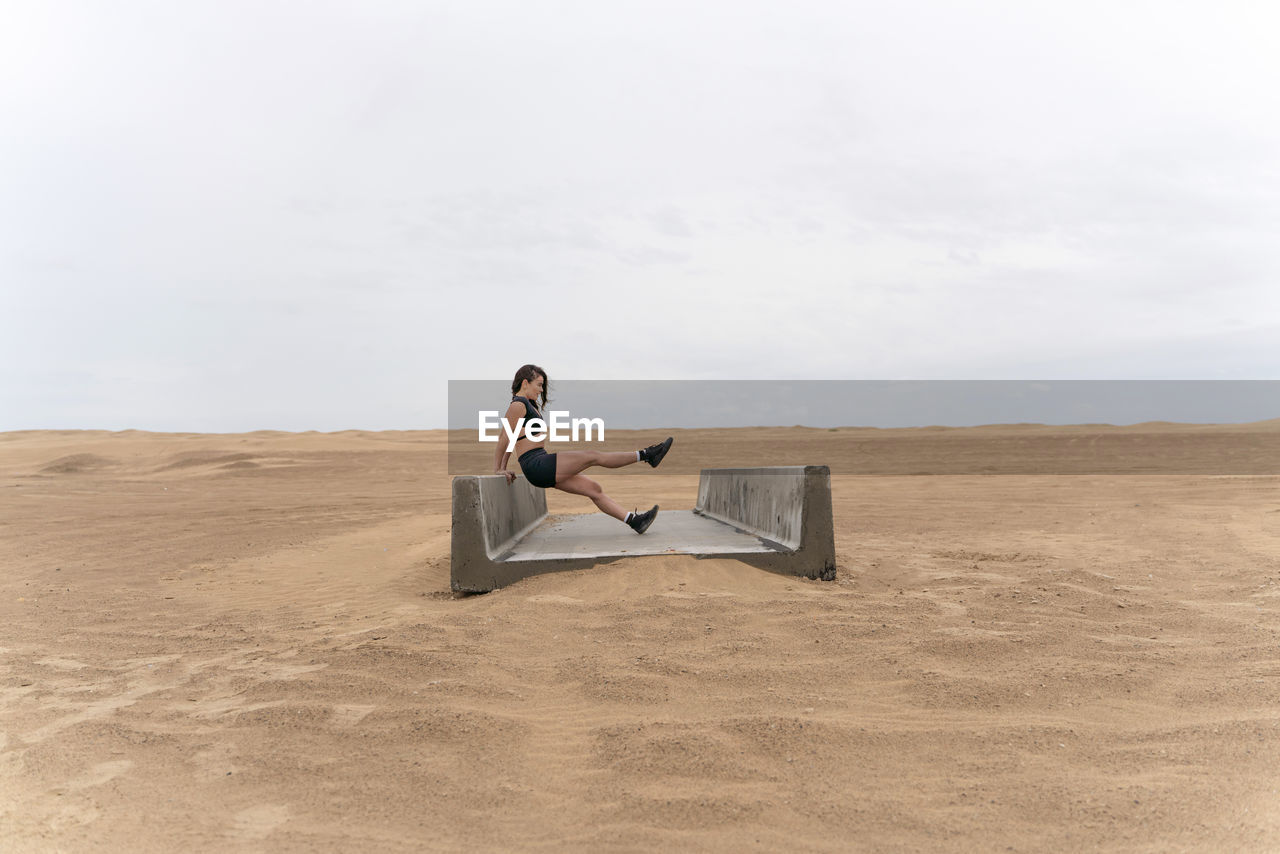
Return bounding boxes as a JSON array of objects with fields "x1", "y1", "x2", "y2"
[{"x1": 2, "y1": 424, "x2": 1279, "y2": 852}]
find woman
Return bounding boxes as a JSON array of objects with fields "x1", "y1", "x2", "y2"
[{"x1": 493, "y1": 364, "x2": 673, "y2": 534}]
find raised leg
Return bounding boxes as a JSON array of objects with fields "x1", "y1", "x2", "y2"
[
  {"x1": 553, "y1": 474, "x2": 628, "y2": 521},
  {"x1": 553, "y1": 449, "x2": 638, "y2": 482}
]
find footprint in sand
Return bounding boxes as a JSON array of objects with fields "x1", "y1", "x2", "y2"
[
  {"x1": 192, "y1": 744, "x2": 241, "y2": 781},
  {"x1": 228, "y1": 804, "x2": 290, "y2": 841},
  {"x1": 525, "y1": 594, "x2": 585, "y2": 605},
  {"x1": 330, "y1": 704, "x2": 377, "y2": 729},
  {"x1": 50, "y1": 802, "x2": 101, "y2": 830},
  {"x1": 67, "y1": 759, "x2": 133, "y2": 790},
  {"x1": 186, "y1": 696, "x2": 285, "y2": 720}
]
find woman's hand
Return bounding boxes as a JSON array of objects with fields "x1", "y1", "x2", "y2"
[{"x1": 496, "y1": 469, "x2": 516, "y2": 484}]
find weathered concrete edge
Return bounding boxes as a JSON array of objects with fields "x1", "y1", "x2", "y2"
[
  {"x1": 451, "y1": 475, "x2": 539, "y2": 592},
  {"x1": 693, "y1": 465, "x2": 837, "y2": 582}
]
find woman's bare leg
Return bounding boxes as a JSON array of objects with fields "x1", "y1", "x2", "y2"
[
  {"x1": 554, "y1": 474, "x2": 628, "y2": 521},
  {"x1": 553, "y1": 449, "x2": 638, "y2": 482}
]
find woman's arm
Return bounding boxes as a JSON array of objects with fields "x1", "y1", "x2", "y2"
[{"x1": 493, "y1": 401, "x2": 524, "y2": 480}]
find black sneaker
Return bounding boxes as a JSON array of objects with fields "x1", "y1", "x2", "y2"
[
  {"x1": 640, "y1": 436, "x2": 673, "y2": 468},
  {"x1": 626, "y1": 504, "x2": 659, "y2": 534}
]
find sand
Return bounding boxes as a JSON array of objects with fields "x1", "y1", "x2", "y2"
[{"x1": 1, "y1": 425, "x2": 1278, "y2": 852}]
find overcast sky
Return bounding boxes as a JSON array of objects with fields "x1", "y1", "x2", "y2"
[{"x1": 3, "y1": 1, "x2": 1278, "y2": 431}]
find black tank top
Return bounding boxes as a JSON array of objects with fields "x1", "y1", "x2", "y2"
[{"x1": 511, "y1": 395, "x2": 543, "y2": 439}]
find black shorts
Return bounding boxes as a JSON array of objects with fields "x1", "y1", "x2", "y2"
[{"x1": 518, "y1": 447, "x2": 557, "y2": 489}]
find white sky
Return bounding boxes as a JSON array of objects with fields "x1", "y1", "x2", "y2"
[{"x1": 3, "y1": 0, "x2": 1278, "y2": 430}]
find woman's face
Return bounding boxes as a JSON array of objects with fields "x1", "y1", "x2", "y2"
[{"x1": 523, "y1": 374, "x2": 545, "y2": 402}]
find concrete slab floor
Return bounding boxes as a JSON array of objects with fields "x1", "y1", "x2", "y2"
[{"x1": 501, "y1": 510, "x2": 786, "y2": 562}]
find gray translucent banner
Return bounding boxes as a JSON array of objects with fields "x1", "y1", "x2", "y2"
[{"x1": 448, "y1": 380, "x2": 1280, "y2": 475}]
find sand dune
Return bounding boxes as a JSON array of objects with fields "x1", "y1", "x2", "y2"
[{"x1": 1, "y1": 427, "x2": 1278, "y2": 851}]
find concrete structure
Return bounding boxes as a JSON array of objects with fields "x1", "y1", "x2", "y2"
[{"x1": 450, "y1": 465, "x2": 836, "y2": 592}]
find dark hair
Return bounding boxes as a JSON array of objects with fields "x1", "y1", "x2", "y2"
[{"x1": 511, "y1": 364, "x2": 549, "y2": 408}]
